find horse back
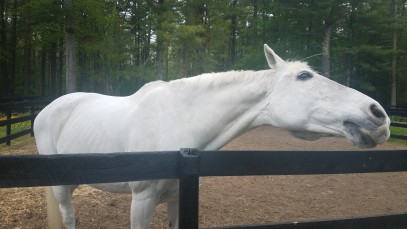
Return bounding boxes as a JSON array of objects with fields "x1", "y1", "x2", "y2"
[
  {"x1": 34, "y1": 82, "x2": 170, "y2": 155},
  {"x1": 34, "y1": 93, "x2": 108, "y2": 155}
]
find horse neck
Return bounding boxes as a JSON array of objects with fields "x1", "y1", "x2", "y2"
[{"x1": 170, "y1": 70, "x2": 273, "y2": 150}]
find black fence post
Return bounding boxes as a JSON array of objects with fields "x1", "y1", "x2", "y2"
[
  {"x1": 6, "y1": 104, "x2": 12, "y2": 146},
  {"x1": 30, "y1": 103, "x2": 35, "y2": 137},
  {"x1": 178, "y1": 148, "x2": 200, "y2": 229}
]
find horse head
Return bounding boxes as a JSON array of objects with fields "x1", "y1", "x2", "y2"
[{"x1": 264, "y1": 44, "x2": 390, "y2": 148}]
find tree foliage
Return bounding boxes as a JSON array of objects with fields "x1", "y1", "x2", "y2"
[{"x1": 0, "y1": 0, "x2": 406, "y2": 105}]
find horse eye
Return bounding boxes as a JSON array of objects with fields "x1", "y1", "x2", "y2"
[{"x1": 297, "y1": 71, "x2": 313, "y2": 80}]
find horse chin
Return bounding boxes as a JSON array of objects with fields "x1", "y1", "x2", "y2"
[
  {"x1": 343, "y1": 121, "x2": 377, "y2": 148},
  {"x1": 289, "y1": 130, "x2": 329, "y2": 141}
]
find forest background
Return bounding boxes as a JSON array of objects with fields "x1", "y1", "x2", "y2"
[{"x1": 0, "y1": 0, "x2": 406, "y2": 106}]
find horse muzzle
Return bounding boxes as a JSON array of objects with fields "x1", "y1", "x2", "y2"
[{"x1": 343, "y1": 103, "x2": 391, "y2": 148}]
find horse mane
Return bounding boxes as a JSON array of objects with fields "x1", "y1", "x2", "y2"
[
  {"x1": 167, "y1": 59, "x2": 315, "y2": 90},
  {"x1": 169, "y1": 70, "x2": 273, "y2": 90}
]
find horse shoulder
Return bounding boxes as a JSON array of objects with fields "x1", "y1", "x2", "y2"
[
  {"x1": 131, "y1": 80, "x2": 166, "y2": 99},
  {"x1": 130, "y1": 81, "x2": 175, "y2": 111},
  {"x1": 126, "y1": 82, "x2": 189, "y2": 150}
]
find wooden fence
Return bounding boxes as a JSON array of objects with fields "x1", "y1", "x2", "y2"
[
  {"x1": 0, "y1": 98, "x2": 52, "y2": 146},
  {"x1": 386, "y1": 106, "x2": 407, "y2": 140},
  {"x1": 1, "y1": 149, "x2": 407, "y2": 228}
]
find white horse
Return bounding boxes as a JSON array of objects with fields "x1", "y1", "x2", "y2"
[{"x1": 34, "y1": 44, "x2": 390, "y2": 229}]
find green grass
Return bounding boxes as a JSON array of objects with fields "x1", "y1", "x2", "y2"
[
  {"x1": 391, "y1": 126, "x2": 407, "y2": 136},
  {"x1": 0, "y1": 135, "x2": 35, "y2": 152},
  {"x1": 0, "y1": 113, "x2": 33, "y2": 149},
  {"x1": 390, "y1": 116, "x2": 407, "y2": 146},
  {"x1": 392, "y1": 116, "x2": 407, "y2": 123},
  {"x1": 0, "y1": 113, "x2": 32, "y2": 136}
]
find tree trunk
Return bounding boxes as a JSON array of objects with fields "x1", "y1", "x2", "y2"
[
  {"x1": 23, "y1": 0, "x2": 31, "y2": 96},
  {"x1": 179, "y1": 0, "x2": 206, "y2": 77},
  {"x1": 40, "y1": 48, "x2": 47, "y2": 97},
  {"x1": 390, "y1": 0, "x2": 397, "y2": 106},
  {"x1": 322, "y1": 24, "x2": 332, "y2": 78},
  {"x1": 0, "y1": 0, "x2": 8, "y2": 96},
  {"x1": 79, "y1": 50, "x2": 88, "y2": 92},
  {"x1": 229, "y1": 0, "x2": 238, "y2": 68},
  {"x1": 50, "y1": 42, "x2": 57, "y2": 97},
  {"x1": 65, "y1": 0, "x2": 76, "y2": 93},
  {"x1": 155, "y1": 0, "x2": 165, "y2": 80},
  {"x1": 345, "y1": 0, "x2": 357, "y2": 87},
  {"x1": 58, "y1": 37, "x2": 64, "y2": 95},
  {"x1": 391, "y1": 30, "x2": 397, "y2": 106},
  {"x1": 10, "y1": 0, "x2": 17, "y2": 96}
]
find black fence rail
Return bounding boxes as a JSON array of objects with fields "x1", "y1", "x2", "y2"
[
  {"x1": 0, "y1": 98, "x2": 53, "y2": 146},
  {"x1": 385, "y1": 107, "x2": 407, "y2": 141},
  {"x1": 385, "y1": 106, "x2": 407, "y2": 117},
  {"x1": 391, "y1": 122, "x2": 407, "y2": 140},
  {"x1": 1, "y1": 149, "x2": 407, "y2": 228}
]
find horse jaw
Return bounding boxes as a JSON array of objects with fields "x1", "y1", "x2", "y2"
[{"x1": 289, "y1": 130, "x2": 332, "y2": 141}]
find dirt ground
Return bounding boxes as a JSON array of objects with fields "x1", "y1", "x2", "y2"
[{"x1": 1, "y1": 126, "x2": 407, "y2": 229}]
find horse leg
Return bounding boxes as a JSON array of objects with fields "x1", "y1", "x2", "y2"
[
  {"x1": 130, "y1": 190, "x2": 158, "y2": 229},
  {"x1": 167, "y1": 200, "x2": 179, "y2": 229},
  {"x1": 51, "y1": 185, "x2": 77, "y2": 229},
  {"x1": 45, "y1": 187, "x2": 63, "y2": 229}
]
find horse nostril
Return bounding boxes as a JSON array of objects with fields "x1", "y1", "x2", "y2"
[{"x1": 369, "y1": 104, "x2": 386, "y2": 121}]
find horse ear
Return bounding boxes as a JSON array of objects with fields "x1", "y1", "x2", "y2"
[{"x1": 264, "y1": 44, "x2": 284, "y2": 68}]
